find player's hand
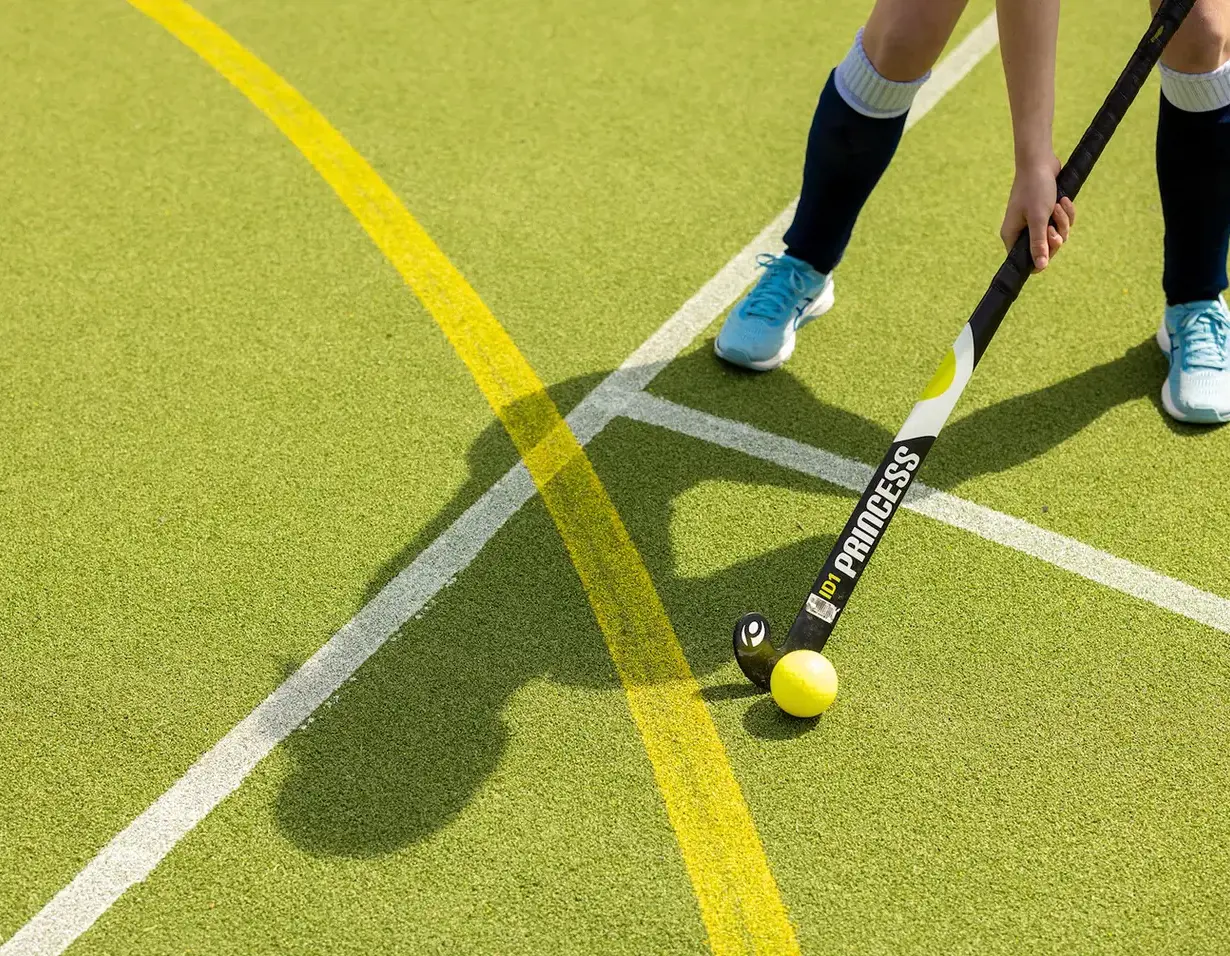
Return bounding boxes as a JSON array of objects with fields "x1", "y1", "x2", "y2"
[{"x1": 999, "y1": 154, "x2": 1075, "y2": 272}]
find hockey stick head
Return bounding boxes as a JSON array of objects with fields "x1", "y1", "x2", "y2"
[{"x1": 733, "y1": 612, "x2": 783, "y2": 690}]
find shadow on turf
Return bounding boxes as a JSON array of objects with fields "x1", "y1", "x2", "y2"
[
  {"x1": 679, "y1": 337, "x2": 1187, "y2": 487},
  {"x1": 742, "y1": 698, "x2": 818, "y2": 740},
  {"x1": 274, "y1": 335, "x2": 1189, "y2": 858}
]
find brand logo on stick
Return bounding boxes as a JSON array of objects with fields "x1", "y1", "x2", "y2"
[{"x1": 833, "y1": 444, "x2": 920, "y2": 579}]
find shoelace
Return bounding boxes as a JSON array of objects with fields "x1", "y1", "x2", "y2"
[
  {"x1": 1178, "y1": 305, "x2": 1230, "y2": 371},
  {"x1": 743, "y1": 253, "x2": 810, "y2": 323}
]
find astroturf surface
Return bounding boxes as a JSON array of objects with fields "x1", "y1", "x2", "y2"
[{"x1": 2, "y1": 0, "x2": 1229, "y2": 953}]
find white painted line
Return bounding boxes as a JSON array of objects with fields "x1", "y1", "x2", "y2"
[
  {"x1": 606, "y1": 388, "x2": 879, "y2": 491},
  {"x1": 619, "y1": 389, "x2": 1230, "y2": 636},
  {"x1": 0, "y1": 463, "x2": 541, "y2": 956},
  {"x1": 1, "y1": 20, "x2": 999, "y2": 956}
]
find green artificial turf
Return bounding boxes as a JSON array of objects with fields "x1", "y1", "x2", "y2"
[
  {"x1": 0, "y1": 0, "x2": 511, "y2": 935},
  {"x1": 188, "y1": 0, "x2": 878, "y2": 416},
  {"x1": 3, "y1": 0, "x2": 1229, "y2": 952},
  {"x1": 606, "y1": 420, "x2": 1230, "y2": 955},
  {"x1": 64, "y1": 406, "x2": 1230, "y2": 956},
  {"x1": 63, "y1": 484, "x2": 712, "y2": 955}
]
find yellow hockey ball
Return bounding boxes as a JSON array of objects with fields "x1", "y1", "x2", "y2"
[{"x1": 770, "y1": 650, "x2": 838, "y2": 718}]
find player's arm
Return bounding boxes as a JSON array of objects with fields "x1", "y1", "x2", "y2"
[{"x1": 996, "y1": 0, "x2": 1076, "y2": 270}]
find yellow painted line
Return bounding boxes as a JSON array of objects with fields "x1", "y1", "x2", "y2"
[{"x1": 126, "y1": 1, "x2": 800, "y2": 952}]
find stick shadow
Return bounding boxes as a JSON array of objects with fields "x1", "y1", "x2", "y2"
[{"x1": 274, "y1": 334, "x2": 1181, "y2": 857}]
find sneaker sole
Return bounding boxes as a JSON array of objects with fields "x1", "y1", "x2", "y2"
[
  {"x1": 1155, "y1": 320, "x2": 1230, "y2": 424},
  {"x1": 713, "y1": 276, "x2": 836, "y2": 371}
]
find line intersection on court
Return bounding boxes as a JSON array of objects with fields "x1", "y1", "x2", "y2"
[{"x1": 34, "y1": 11, "x2": 1223, "y2": 956}]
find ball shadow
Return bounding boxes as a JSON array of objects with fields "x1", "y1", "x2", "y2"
[{"x1": 742, "y1": 697, "x2": 820, "y2": 740}]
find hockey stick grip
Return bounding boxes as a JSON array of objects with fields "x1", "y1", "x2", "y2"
[
  {"x1": 1057, "y1": 0, "x2": 1196, "y2": 201},
  {"x1": 972, "y1": 0, "x2": 1197, "y2": 349}
]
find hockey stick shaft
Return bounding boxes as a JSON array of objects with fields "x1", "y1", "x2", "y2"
[{"x1": 786, "y1": 0, "x2": 1197, "y2": 653}]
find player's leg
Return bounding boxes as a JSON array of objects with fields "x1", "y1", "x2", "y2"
[
  {"x1": 715, "y1": 0, "x2": 969, "y2": 371},
  {"x1": 784, "y1": 0, "x2": 970, "y2": 270},
  {"x1": 1154, "y1": 0, "x2": 1230, "y2": 422}
]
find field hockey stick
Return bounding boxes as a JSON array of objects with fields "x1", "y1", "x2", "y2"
[{"x1": 734, "y1": 0, "x2": 1198, "y2": 689}]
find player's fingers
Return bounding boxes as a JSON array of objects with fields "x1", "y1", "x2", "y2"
[
  {"x1": 1029, "y1": 213, "x2": 1051, "y2": 271},
  {"x1": 1048, "y1": 225, "x2": 1064, "y2": 259},
  {"x1": 1000, "y1": 216, "x2": 1018, "y2": 253},
  {"x1": 1060, "y1": 196, "x2": 1075, "y2": 228},
  {"x1": 1051, "y1": 201, "x2": 1071, "y2": 243}
]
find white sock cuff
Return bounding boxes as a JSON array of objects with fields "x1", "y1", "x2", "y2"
[
  {"x1": 834, "y1": 28, "x2": 930, "y2": 119},
  {"x1": 1160, "y1": 58, "x2": 1230, "y2": 112}
]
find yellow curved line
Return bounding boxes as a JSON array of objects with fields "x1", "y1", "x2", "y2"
[{"x1": 127, "y1": 2, "x2": 800, "y2": 952}]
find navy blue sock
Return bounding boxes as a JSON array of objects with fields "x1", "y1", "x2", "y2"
[
  {"x1": 783, "y1": 72, "x2": 907, "y2": 274},
  {"x1": 1156, "y1": 92, "x2": 1230, "y2": 305}
]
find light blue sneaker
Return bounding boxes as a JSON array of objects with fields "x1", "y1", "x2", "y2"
[
  {"x1": 714, "y1": 253, "x2": 835, "y2": 370},
  {"x1": 1156, "y1": 295, "x2": 1230, "y2": 424}
]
